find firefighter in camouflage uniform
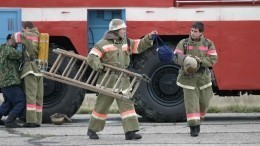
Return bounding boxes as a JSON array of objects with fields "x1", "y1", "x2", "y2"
[
  {"x1": 86, "y1": 18, "x2": 157, "y2": 140},
  {"x1": 0, "y1": 34, "x2": 26, "y2": 128},
  {"x1": 12, "y1": 21, "x2": 43, "y2": 128},
  {"x1": 174, "y1": 22, "x2": 218, "y2": 137}
]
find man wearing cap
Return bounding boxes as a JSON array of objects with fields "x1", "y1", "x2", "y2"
[
  {"x1": 86, "y1": 18, "x2": 157, "y2": 140},
  {"x1": 174, "y1": 22, "x2": 218, "y2": 137},
  {"x1": 0, "y1": 34, "x2": 26, "y2": 128}
]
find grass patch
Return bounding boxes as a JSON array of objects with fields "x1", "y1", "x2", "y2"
[
  {"x1": 76, "y1": 94, "x2": 119, "y2": 114},
  {"x1": 76, "y1": 94, "x2": 260, "y2": 114},
  {"x1": 77, "y1": 107, "x2": 119, "y2": 114},
  {"x1": 208, "y1": 105, "x2": 260, "y2": 113}
]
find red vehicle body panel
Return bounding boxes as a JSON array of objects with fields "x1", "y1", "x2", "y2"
[
  {"x1": 1, "y1": 0, "x2": 173, "y2": 7},
  {"x1": 1, "y1": 0, "x2": 260, "y2": 91}
]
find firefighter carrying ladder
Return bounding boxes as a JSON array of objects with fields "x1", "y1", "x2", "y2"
[{"x1": 41, "y1": 49, "x2": 150, "y2": 103}]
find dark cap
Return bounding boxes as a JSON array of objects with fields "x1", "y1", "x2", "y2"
[{"x1": 6, "y1": 34, "x2": 12, "y2": 41}]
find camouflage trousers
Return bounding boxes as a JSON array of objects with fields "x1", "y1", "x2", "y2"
[
  {"x1": 88, "y1": 93, "x2": 139, "y2": 134},
  {"x1": 23, "y1": 74, "x2": 43, "y2": 125},
  {"x1": 183, "y1": 86, "x2": 213, "y2": 126}
]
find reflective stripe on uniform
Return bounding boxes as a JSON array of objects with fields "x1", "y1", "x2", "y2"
[
  {"x1": 36, "y1": 105, "x2": 43, "y2": 112},
  {"x1": 89, "y1": 48, "x2": 103, "y2": 58},
  {"x1": 132, "y1": 39, "x2": 140, "y2": 54},
  {"x1": 122, "y1": 44, "x2": 128, "y2": 51},
  {"x1": 26, "y1": 35, "x2": 39, "y2": 42},
  {"x1": 200, "y1": 112, "x2": 206, "y2": 117},
  {"x1": 174, "y1": 49, "x2": 184, "y2": 54},
  {"x1": 27, "y1": 104, "x2": 36, "y2": 111},
  {"x1": 187, "y1": 113, "x2": 200, "y2": 121},
  {"x1": 14, "y1": 32, "x2": 22, "y2": 43},
  {"x1": 102, "y1": 44, "x2": 117, "y2": 52},
  {"x1": 21, "y1": 71, "x2": 43, "y2": 79},
  {"x1": 187, "y1": 45, "x2": 193, "y2": 50},
  {"x1": 120, "y1": 109, "x2": 137, "y2": 119},
  {"x1": 207, "y1": 50, "x2": 217, "y2": 56},
  {"x1": 198, "y1": 46, "x2": 208, "y2": 51},
  {"x1": 177, "y1": 82, "x2": 195, "y2": 90},
  {"x1": 91, "y1": 111, "x2": 107, "y2": 120},
  {"x1": 199, "y1": 82, "x2": 212, "y2": 90}
]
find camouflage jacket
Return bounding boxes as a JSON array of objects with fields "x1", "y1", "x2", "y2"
[
  {"x1": 13, "y1": 28, "x2": 42, "y2": 78},
  {"x1": 0, "y1": 44, "x2": 22, "y2": 88}
]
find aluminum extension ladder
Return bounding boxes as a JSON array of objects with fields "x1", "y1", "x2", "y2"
[{"x1": 41, "y1": 49, "x2": 150, "y2": 102}]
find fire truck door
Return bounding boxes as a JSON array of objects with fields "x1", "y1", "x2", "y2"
[
  {"x1": 0, "y1": 9, "x2": 21, "y2": 44},
  {"x1": 87, "y1": 9, "x2": 126, "y2": 50}
]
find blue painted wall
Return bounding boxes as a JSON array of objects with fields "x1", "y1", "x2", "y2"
[
  {"x1": 0, "y1": 9, "x2": 21, "y2": 44},
  {"x1": 87, "y1": 9, "x2": 125, "y2": 50}
]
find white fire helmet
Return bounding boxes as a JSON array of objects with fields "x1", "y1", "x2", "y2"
[
  {"x1": 183, "y1": 56, "x2": 200, "y2": 74},
  {"x1": 109, "y1": 19, "x2": 127, "y2": 31}
]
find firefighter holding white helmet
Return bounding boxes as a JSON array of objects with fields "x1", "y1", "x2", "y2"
[
  {"x1": 174, "y1": 22, "x2": 218, "y2": 137},
  {"x1": 86, "y1": 18, "x2": 157, "y2": 140}
]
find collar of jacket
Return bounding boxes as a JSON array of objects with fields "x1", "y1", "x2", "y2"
[
  {"x1": 28, "y1": 27, "x2": 40, "y2": 35},
  {"x1": 102, "y1": 31, "x2": 124, "y2": 44},
  {"x1": 188, "y1": 34, "x2": 206, "y2": 43}
]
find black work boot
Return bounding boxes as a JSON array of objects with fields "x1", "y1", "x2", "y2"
[
  {"x1": 0, "y1": 116, "x2": 5, "y2": 126},
  {"x1": 87, "y1": 129, "x2": 99, "y2": 139},
  {"x1": 125, "y1": 131, "x2": 142, "y2": 140},
  {"x1": 5, "y1": 114, "x2": 22, "y2": 128},
  {"x1": 190, "y1": 126, "x2": 198, "y2": 137},
  {"x1": 23, "y1": 123, "x2": 37, "y2": 128},
  {"x1": 197, "y1": 125, "x2": 200, "y2": 133},
  {"x1": 0, "y1": 120, "x2": 5, "y2": 126}
]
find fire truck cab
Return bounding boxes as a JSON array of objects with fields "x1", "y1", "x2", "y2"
[{"x1": 1, "y1": 0, "x2": 260, "y2": 122}]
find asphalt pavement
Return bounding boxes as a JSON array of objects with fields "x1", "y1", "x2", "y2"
[{"x1": 0, "y1": 113, "x2": 260, "y2": 146}]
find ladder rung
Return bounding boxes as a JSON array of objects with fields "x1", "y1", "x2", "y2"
[
  {"x1": 91, "y1": 72, "x2": 99, "y2": 85},
  {"x1": 86, "y1": 70, "x2": 95, "y2": 84},
  {"x1": 103, "y1": 73, "x2": 113, "y2": 89},
  {"x1": 78, "y1": 63, "x2": 88, "y2": 81},
  {"x1": 49, "y1": 54, "x2": 62, "y2": 73},
  {"x1": 98, "y1": 68, "x2": 111, "y2": 88},
  {"x1": 62, "y1": 57, "x2": 74, "y2": 76},
  {"x1": 112, "y1": 72, "x2": 124, "y2": 93},
  {"x1": 66, "y1": 59, "x2": 77, "y2": 77},
  {"x1": 124, "y1": 76, "x2": 138, "y2": 95},
  {"x1": 54, "y1": 55, "x2": 65, "y2": 74},
  {"x1": 74, "y1": 60, "x2": 86, "y2": 80}
]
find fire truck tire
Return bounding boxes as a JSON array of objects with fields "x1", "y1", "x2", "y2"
[
  {"x1": 42, "y1": 52, "x2": 85, "y2": 123},
  {"x1": 133, "y1": 48, "x2": 186, "y2": 122}
]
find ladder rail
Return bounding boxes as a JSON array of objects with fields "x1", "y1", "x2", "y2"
[
  {"x1": 42, "y1": 49, "x2": 150, "y2": 102},
  {"x1": 42, "y1": 72, "x2": 132, "y2": 102}
]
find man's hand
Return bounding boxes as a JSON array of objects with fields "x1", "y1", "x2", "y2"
[
  {"x1": 148, "y1": 30, "x2": 158, "y2": 40},
  {"x1": 194, "y1": 56, "x2": 202, "y2": 63}
]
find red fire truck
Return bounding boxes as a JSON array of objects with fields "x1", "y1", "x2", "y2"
[{"x1": 1, "y1": 0, "x2": 260, "y2": 122}]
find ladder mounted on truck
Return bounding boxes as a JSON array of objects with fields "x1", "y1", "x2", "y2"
[{"x1": 41, "y1": 49, "x2": 150, "y2": 103}]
